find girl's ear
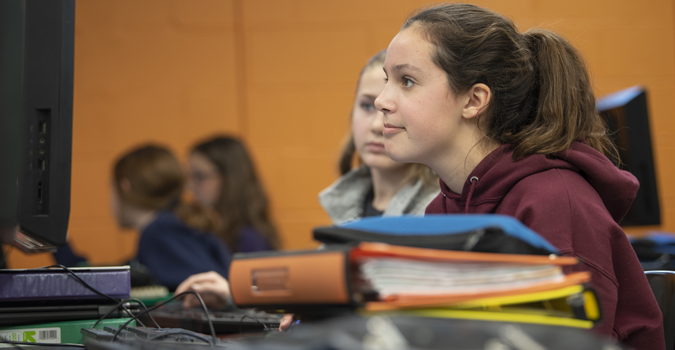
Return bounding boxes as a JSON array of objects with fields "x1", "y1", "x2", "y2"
[{"x1": 462, "y1": 83, "x2": 491, "y2": 120}]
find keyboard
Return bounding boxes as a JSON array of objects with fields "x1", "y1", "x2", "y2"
[{"x1": 138, "y1": 303, "x2": 282, "y2": 335}]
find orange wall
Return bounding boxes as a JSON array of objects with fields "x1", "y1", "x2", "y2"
[{"x1": 8, "y1": 0, "x2": 675, "y2": 267}]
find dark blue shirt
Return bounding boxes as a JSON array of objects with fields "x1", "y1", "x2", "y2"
[
  {"x1": 52, "y1": 241, "x2": 87, "y2": 267},
  {"x1": 137, "y1": 211, "x2": 231, "y2": 290},
  {"x1": 53, "y1": 211, "x2": 232, "y2": 291},
  {"x1": 237, "y1": 226, "x2": 272, "y2": 253}
]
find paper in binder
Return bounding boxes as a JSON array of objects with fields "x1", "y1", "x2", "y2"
[{"x1": 230, "y1": 243, "x2": 587, "y2": 311}]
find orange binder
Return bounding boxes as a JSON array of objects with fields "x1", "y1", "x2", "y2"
[
  {"x1": 229, "y1": 248, "x2": 353, "y2": 309},
  {"x1": 229, "y1": 243, "x2": 582, "y2": 311}
]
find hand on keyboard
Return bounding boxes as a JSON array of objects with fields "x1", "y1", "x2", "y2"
[{"x1": 175, "y1": 271, "x2": 231, "y2": 309}]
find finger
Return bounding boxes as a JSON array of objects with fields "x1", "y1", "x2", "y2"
[
  {"x1": 175, "y1": 272, "x2": 214, "y2": 294},
  {"x1": 182, "y1": 294, "x2": 197, "y2": 308},
  {"x1": 175, "y1": 278, "x2": 196, "y2": 295},
  {"x1": 279, "y1": 314, "x2": 294, "y2": 331}
]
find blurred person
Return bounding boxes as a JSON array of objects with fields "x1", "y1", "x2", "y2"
[
  {"x1": 56, "y1": 144, "x2": 232, "y2": 291},
  {"x1": 188, "y1": 136, "x2": 279, "y2": 253}
]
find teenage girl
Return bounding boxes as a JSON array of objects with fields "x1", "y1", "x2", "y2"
[
  {"x1": 319, "y1": 50, "x2": 438, "y2": 224},
  {"x1": 188, "y1": 136, "x2": 279, "y2": 253},
  {"x1": 374, "y1": 3, "x2": 662, "y2": 348},
  {"x1": 111, "y1": 144, "x2": 231, "y2": 290}
]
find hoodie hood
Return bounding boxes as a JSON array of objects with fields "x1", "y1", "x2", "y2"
[{"x1": 439, "y1": 142, "x2": 638, "y2": 223}]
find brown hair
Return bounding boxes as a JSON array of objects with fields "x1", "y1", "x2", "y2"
[
  {"x1": 339, "y1": 50, "x2": 437, "y2": 186},
  {"x1": 192, "y1": 136, "x2": 280, "y2": 251},
  {"x1": 403, "y1": 3, "x2": 618, "y2": 161},
  {"x1": 113, "y1": 144, "x2": 217, "y2": 232}
]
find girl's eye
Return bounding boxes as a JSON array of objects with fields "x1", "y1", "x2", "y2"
[
  {"x1": 403, "y1": 77, "x2": 414, "y2": 88},
  {"x1": 360, "y1": 102, "x2": 375, "y2": 112},
  {"x1": 383, "y1": 77, "x2": 389, "y2": 83}
]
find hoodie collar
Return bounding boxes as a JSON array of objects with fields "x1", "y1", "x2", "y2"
[{"x1": 439, "y1": 142, "x2": 638, "y2": 222}]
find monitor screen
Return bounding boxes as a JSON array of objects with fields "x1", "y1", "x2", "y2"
[
  {"x1": 597, "y1": 86, "x2": 660, "y2": 226},
  {"x1": 0, "y1": 0, "x2": 74, "y2": 252}
]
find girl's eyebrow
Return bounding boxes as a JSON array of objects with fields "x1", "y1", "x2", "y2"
[
  {"x1": 383, "y1": 64, "x2": 422, "y2": 75},
  {"x1": 393, "y1": 63, "x2": 421, "y2": 73}
]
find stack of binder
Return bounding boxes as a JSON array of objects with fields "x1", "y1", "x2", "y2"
[
  {"x1": 229, "y1": 215, "x2": 601, "y2": 329},
  {"x1": 0, "y1": 266, "x2": 136, "y2": 344}
]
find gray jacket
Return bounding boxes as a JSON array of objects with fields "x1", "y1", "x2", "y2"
[{"x1": 318, "y1": 165, "x2": 440, "y2": 225}]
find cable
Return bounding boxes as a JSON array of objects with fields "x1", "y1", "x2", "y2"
[
  {"x1": 126, "y1": 298, "x2": 159, "y2": 328},
  {"x1": 35, "y1": 265, "x2": 144, "y2": 327},
  {"x1": 29, "y1": 265, "x2": 214, "y2": 346},
  {"x1": 111, "y1": 291, "x2": 216, "y2": 346},
  {"x1": 91, "y1": 298, "x2": 160, "y2": 329},
  {"x1": 0, "y1": 340, "x2": 85, "y2": 348},
  {"x1": 112, "y1": 300, "x2": 147, "y2": 328},
  {"x1": 90, "y1": 299, "x2": 128, "y2": 328},
  {"x1": 38, "y1": 264, "x2": 121, "y2": 301},
  {"x1": 238, "y1": 314, "x2": 270, "y2": 335},
  {"x1": 110, "y1": 292, "x2": 215, "y2": 344}
]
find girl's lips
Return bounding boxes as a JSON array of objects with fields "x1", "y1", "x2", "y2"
[
  {"x1": 383, "y1": 124, "x2": 405, "y2": 135},
  {"x1": 366, "y1": 142, "x2": 386, "y2": 153}
]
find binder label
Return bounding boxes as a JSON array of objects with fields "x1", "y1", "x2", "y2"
[{"x1": 252, "y1": 267, "x2": 290, "y2": 292}]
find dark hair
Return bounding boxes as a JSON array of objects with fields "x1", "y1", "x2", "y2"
[
  {"x1": 403, "y1": 3, "x2": 617, "y2": 161},
  {"x1": 192, "y1": 136, "x2": 280, "y2": 251},
  {"x1": 113, "y1": 145, "x2": 217, "y2": 232},
  {"x1": 339, "y1": 50, "x2": 437, "y2": 186}
]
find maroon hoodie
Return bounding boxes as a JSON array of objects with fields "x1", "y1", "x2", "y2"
[{"x1": 426, "y1": 142, "x2": 664, "y2": 350}]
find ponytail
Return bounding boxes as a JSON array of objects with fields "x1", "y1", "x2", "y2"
[
  {"x1": 515, "y1": 29, "x2": 618, "y2": 160},
  {"x1": 404, "y1": 3, "x2": 617, "y2": 161}
]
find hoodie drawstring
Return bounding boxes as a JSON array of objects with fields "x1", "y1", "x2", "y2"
[
  {"x1": 465, "y1": 176, "x2": 479, "y2": 214},
  {"x1": 442, "y1": 192, "x2": 448, "y2": 213}
]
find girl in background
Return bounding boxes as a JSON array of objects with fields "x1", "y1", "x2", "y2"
[
  {"x1": 188, "y1": 136, "x2": 279, "y2": 253},
  {"x1": 374, "y1": 3, "x2": 662, "y2": 348},
  {"x1": 111, "y1": 144, "x2": 231, "y2": 290},
  {"x1": 319, "y1": 50, "x2": 438, "y2": 224}
]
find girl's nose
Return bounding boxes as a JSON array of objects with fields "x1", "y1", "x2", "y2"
[{"x1": 375, "y1": 86, "x2": 393, "y2": 114}]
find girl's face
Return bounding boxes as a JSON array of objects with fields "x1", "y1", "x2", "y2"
[
  {"x1": 188, "y1": 152, "x2": 222, "y2": 208},
  {"x1": 375, "y1": 27, "x2": 470, "y2": 167},
  {"x1": 352, "y1": 66, "x2": 406, "y2": 172}
]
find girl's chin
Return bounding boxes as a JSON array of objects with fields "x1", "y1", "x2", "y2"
[
  {"x1": 363, "y1": 157, "x2": 407, "y2": 172},
  {"x1": 380, "y1": 149, "x2": 411, "y2": 164}
]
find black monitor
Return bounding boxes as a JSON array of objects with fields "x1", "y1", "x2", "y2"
[
  {"x1": 597, "y1": 86, "x2": 660, "y2": 226},
  {"x1": 0, "y1": 1, "x2": 23, "y2": 248},
  {"x1": 0, "y1": 0, "x2": 74, "y2": 252}
]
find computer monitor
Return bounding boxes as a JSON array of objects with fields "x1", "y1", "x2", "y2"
[
  {"x1": 0, "y1": 0, "x2": 75, "y2": 252},
  {"x1": 0, "y1": 1, "x2": 23, "y2": 250},
  {"x1": 597, "y1": 86, "x2": 660, "y2": 226}
]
